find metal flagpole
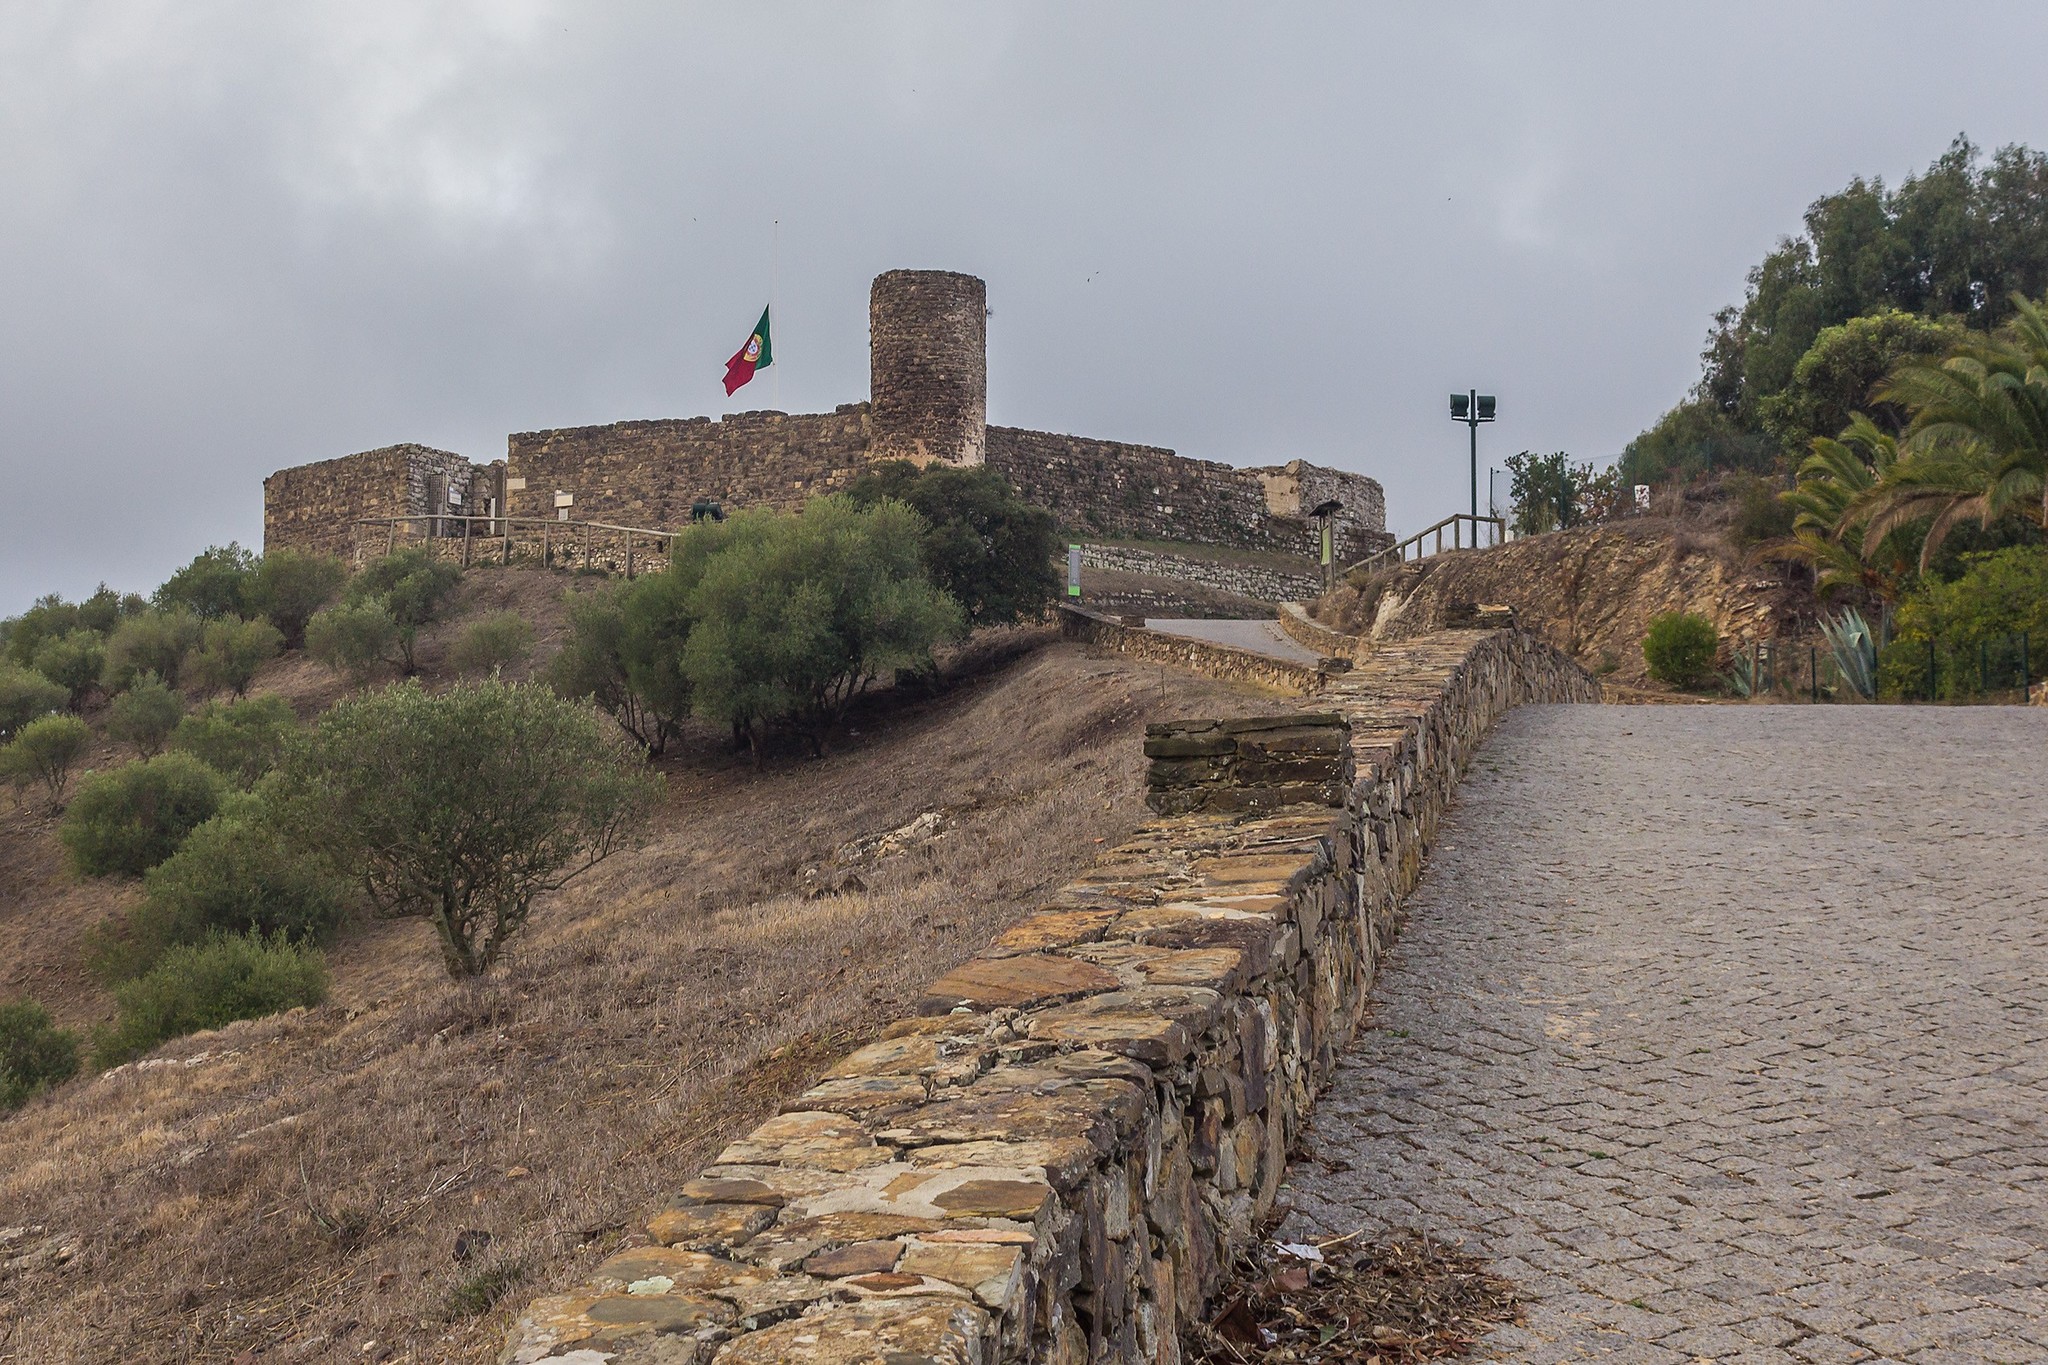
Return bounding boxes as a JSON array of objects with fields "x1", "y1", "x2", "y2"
[{"x1": 771, "y1": 218, "x2": 781, "y2": 411}]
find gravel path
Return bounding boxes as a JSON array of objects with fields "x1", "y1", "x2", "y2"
[
  {"x1": 1145, "y1": 616, "x2": 1323, "y2": 664},
  {"x1": 1281, "y1": 704, "x2": 2048, "y2": 1364}
]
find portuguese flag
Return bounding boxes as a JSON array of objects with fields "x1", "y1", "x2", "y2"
[{"x1": 722, "y1": 306, "x2": 773, "y2": 396}]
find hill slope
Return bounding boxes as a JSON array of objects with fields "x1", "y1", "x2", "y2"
[{"x1": 0, "y1": 600, "x2": 1283, "y2": 1362}]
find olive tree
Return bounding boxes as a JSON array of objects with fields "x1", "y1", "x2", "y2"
[{"x1": 270, "y1": 678, "x2": 662, "y2": 977}]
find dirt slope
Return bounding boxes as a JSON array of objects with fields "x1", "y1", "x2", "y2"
[
  {"x1": 1313, "y1": 520, "x2": 1818, "y2": 689},
  {"x1": 0, "y1": 628, "x2": 1283, "y2": 1363}
]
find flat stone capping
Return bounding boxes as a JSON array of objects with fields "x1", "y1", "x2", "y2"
[
  {"x1": 500, "y1": 627, "x2": 1598, "y2": 1365},
  {"x1": 1057, "y1": 605, "x2": 1329, "y2": 695}
]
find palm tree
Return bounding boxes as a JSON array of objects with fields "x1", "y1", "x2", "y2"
[
  {"x1": 1852, "y1": 294, "x2": 2048, "y2": 568},
  {"x1": 1756, "y1": 415, "x2": 1909, "y2": 600}
]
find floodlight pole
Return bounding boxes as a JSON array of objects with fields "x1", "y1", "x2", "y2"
[{"x1": 1448, "y1": 388, "x2": 1497, "y2": 520}]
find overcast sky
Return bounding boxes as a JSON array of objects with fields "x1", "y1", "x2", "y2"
[{"x1": 5, "y1": 2, "x2": 2047, "y2": 614}]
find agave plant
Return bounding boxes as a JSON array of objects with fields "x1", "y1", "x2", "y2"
[{"x1": 1819, "y1": 606, "x2": 1878, "y2": 700}]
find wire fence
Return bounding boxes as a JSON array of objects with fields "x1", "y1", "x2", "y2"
[{"x1": 1726, "y1": 632, "x2": 2034, "y2": 703}]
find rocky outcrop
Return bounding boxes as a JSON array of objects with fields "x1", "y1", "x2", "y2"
[
  {"x1": 1314, "y1": 522, "x2": 1815, "y2": 689},
  {"x1": 499, "y1": 629, "x2": 1596, "y2": 1365}
]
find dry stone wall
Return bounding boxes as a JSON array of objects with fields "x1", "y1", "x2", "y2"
[
  {"x1": 986, "y1": 430, "x2": 1387, "y2": 565},
  {"x1": 503, "y1": 407, "x2": 873, "y2": 528},
  {"x1": 499, "y1": 627, "x2": 1597, "y2": 1365},
  {"x1": 1078, "y1": 545, "x2": 1324, "y2": 605},
  {"x1": 1057, "y1": 607, "x2": 1334, "y2": 696},
  {"x1": 263, "y1": 444, "x2": 484, "y2": 559}
]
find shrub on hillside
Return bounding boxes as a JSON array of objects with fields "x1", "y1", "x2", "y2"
[
  {"x1": 102, "y1": 609, "x2": 203, "y2": 692},
  {"x1": 171, "y1": 694, "x2": 297, "y2": 787},
  {"x1": 550, "y1": 582, "x2": 686, "y2": 754},
  {"x1": 106, "y1": 672, "x2": 185, "y2": 757},
  {"x1": 1877, "y1": 546, "x2": 2048, "y2": 699},
  {"x1": 306, "y1": 600, "x2": 400, "y2": 683},
  {"x1": 244, "y1": 549, "x2": 347, "y2": 649},
  {"x1": 183, "y1": 616, "x2": 284, "y2": 697},
  {"x1": 30, "y1": 630, "x2": 106, "y2": 709},
  {"x1": 93, "y1": 933, "x2": 327, "y2": 1066},
  {"x1": 0, "y1": 999, "x2": 80, "y2": 1111},
  {"x1": 60, "y1": 752, "x2": 227, "y2": 877},
  {"x1": 450, "y1": 611, "x2": 534, "y2": 676},
  {"x1": 1643, "y1": 612, "x2": 1721, "y2": 689},
  {"x1": 346, "y1": 548, "x2": 463, "y2": 673},
  {"x1": 1726, "y1": 472, "x2": 1796, "y2": 547},
  {"x1": 155, "y1": 544, "x2": 257, "y2": 620},
  {"x1": 91, "y1": 801, "x2": 347, "y2": 981},
  {"x1": 3, "y1": 587, "x2": 142, "y2": 668},
  {"x1": 269, "y1": 678, "x2": 661, "y2": 977},
  {"x1": 674, "y1": 498, "x2": 964, "y2": 753},
  {"x1": 0, "y1": 664, "x2": 68, "y2": 741},
  {"x1": 843, "y1": 461, "x2": 1059, "y2": 627},
  {"x1": 0, "y1": 714, "x2": 93, "y2": 810}
]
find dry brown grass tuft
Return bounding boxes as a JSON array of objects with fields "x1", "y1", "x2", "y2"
[{"x1": 0, "y1": 631, "x2": 1283, "y2": 1363}]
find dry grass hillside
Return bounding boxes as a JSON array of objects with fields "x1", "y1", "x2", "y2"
[
  {"x1": 0, "y1": 568, "x2": 1284, "y2": 1363},
  {"x1": 1313, "y1": 518, "x2": 1820, "y2": 692}
]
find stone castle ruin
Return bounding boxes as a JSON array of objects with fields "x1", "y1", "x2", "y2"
[{"x1": 263, "y1": 270, "x2": 1391, "y2": 596}]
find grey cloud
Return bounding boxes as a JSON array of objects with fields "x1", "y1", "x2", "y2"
[{"x1": 4, "y1": 1, "x2": 2046, "y2": 611}]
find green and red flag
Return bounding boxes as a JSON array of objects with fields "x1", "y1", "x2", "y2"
[{"x1": 722, "y1": 306, "x2": 773, "y2": 396}]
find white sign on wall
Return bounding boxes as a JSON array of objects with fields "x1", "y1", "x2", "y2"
[{"x1": 1634, "y1": 484, "x2": 1651, "y2": 511}]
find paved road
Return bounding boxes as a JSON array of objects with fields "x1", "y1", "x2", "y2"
[
  {"x1": 1144, "y1": 617, "x2": 1323, "y2": 665},
  {"x1": 1281, "y1": 705, "x2": 2048, "y2": 1364}
]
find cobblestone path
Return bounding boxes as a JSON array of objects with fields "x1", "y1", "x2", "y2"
[{"x1": 1280, "y1": 705, "x2": 2048, "y2": 1364}]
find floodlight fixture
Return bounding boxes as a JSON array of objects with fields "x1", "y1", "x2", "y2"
[{"x1": 1448, "y1": 388, "x2": 1499, "y2": 518}]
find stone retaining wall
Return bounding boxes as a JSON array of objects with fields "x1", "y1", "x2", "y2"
[
  {"x1": 500, "y1": 629, "x2": 1597, "y2": 1365},
  {"x1": 1056, "y1": 607, "x2": 1331, "y2": 696},
  {"x1": 1078, "y1": 545, "x2": 1325, "y2": 605},
  {"x1": 1274, "y1": 603, "x2": 1359, "y2": 660}
]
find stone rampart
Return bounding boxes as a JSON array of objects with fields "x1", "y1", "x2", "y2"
[
  {"x1": 503, "y1": 407, "x2": 874, "y2": 527},
  {"x1": 1078, "y1": 545, "x2": 1324, "y2": 605},
  {"x1": 499, "y1": 628, "x2": 1598, "y2": 1365},
  {"x1": 986, "y1": 430, "x2": 1388, "y2": 565}
]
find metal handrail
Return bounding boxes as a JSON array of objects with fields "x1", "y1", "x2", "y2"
[
  {"x1": 349, "y1": 513, "x2": 679, "y2": 539},
  {"x1": 1343, "y1": 513, "x2": 1506, "y2": 578}
]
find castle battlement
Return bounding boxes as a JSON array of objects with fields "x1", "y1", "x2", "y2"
[{"x1": 263, "y1": 271, "x2": 1390, "y2": 573}]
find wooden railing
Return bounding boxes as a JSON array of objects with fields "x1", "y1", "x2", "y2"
[
  {"x1": 349, "y1": 514, "x2": 682, "y2": 577},
  {"x1": 1343, "y1": 513, "x2": 1506, "y2": 579}
]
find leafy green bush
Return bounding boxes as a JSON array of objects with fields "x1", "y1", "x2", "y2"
[
  {"x1": 306, "y1": 600, "x2": 400, "y2": 683},
  {"x1": 0, "y1": 714, "x2": 93, "y2": 809},
  {"x1": 1643, "y1": 612, "x2": 1721, "y2": 689},
  {"x1": 183, "y1": 616, "x2": 284, "y2": 697},
  {"x1": 550, "y1": 582, "x2": 685, "y2": 755},
  {"x1": 843, "y1": 461, "x2": 1059, "y2": 626},
  {"x1": 0, "y1": 999, "x2": 80, "y2": 1111},
  {"x1": 269, "y1": 678, "x2": 660, "y2": 977},
  {"x1": 674, "y1": 498, "x2": 964, "y2": 752},
  {"x1": 102, "y1": 609, "x2": 203, "y2": 693},
  {"x1": 30, "y1": 630, "x2": 106, "y2": 709},
  {"x1": 155, "y1": 544, "x2": 257, "y2": 620},
  {"x1": 60, "y1": 752, "x2": 227, "y2": 877},
  {"x1": 91, "y1": 801, "x2": 347, "y2": 981},
  {"x1": 0, "y1": 664, "x2": 68, "y2": 741},
  {"x1": 4, "y1": 588, "x2": 146, "y2": 672},
  {"x1": 450, "y1": 611, "x2": 534, "y2": 676},
  {"x1": 244, "y1": 550, "x2": 347, "y2": 649},
  {"x1": 346, "y1": 548, "x2": 463, "y2": 673},
  {"x1": 171, "y1": 694, "x2": 297, "y2": 787},
  {"x1": 93, "y1": 933, "x2": 327, "y2": 1066},
  {"x1": 1727, "y1": 472, "x2": 1796, "y2": 548},
  {"x1": 106, "y1": 672, "x2": 185, "y2": 757},
  {"x1": 1877, "y1": 546, "x2": 2048, "y2": 699}
]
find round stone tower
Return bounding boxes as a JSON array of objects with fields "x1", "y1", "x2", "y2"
[{"x1": 868, "y1": 269, "x2": 987, "y2": 467}]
